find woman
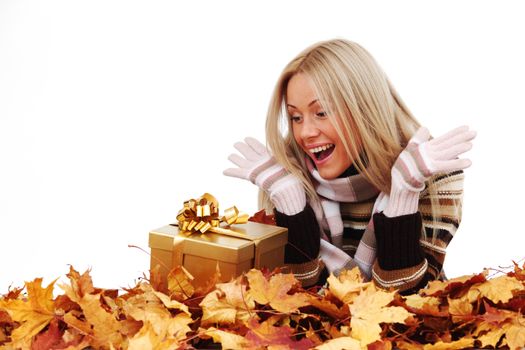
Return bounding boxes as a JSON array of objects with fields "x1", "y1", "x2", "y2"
[{"x1": 224, "y1": 39, "x2": 475, "y2": 294}]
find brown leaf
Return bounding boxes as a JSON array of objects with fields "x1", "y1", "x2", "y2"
[
  {"x1": 249, "y1": 209, "x2": 276, "y2": 225},
  {"x1": 31, "y1": 318, "x2": 63, "y2": 350}
]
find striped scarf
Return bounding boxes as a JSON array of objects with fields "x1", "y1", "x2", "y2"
[{"x1": 307, "y1": 160, "x2": 388, "y2": 278}]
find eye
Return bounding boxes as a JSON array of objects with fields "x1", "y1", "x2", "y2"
[
  {"x1": 290, "y1": 115, "x2": 303, "y2": 123},
  {"x1": 316, "y1": 111, "x2": 327, "y2": 118}
]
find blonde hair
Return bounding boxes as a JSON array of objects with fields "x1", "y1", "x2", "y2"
[{"x1": 262, "y1": 39, "x2": 447, "y2": 239}]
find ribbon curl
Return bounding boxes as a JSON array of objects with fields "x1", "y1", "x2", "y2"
[{"x1": 176, "y1": 193, "x2": 249, "y2": 235}]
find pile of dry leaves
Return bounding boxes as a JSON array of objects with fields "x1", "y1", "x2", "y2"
[{"x1": 1, "y1": 261, "x2": 525, "y2": 349}]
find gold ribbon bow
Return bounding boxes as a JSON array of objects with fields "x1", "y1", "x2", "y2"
[{"x1": 176, "y1": 193, "x2": 249, "y2": 235}]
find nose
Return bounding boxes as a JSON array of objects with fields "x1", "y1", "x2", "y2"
[{"x1": 299, "y1": 116, "x2": 320, "y2": 140}]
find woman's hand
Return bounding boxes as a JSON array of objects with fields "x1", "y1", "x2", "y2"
[
  {"x1": 224, "y1": 137, "x2": 306, "y2": 215},
  {"x1": 384, "y1": 125, "x2": 476, "y2": 217}
]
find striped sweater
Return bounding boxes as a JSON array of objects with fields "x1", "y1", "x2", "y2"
[{"x1": 276, "y1": 170, "x2": 464, "y2": 293}]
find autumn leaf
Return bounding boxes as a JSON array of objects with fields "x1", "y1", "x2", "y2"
[
  {"x1": 421, "y1": 272, "x2": 487, "y2": 297},
  {"x1": 249, "y1": 209, "x2": 276, "y2": 225},
  {"x1": 200, "y1": 279, "x2": 255, "y2": 326},
  {"x1": 349, "y1": 284, "x2": 412, "y2": 347},
  {"x1": 246, "y1": 269, "x2": 310, "y2": 313},
  {"x1": 31, "y1": 318, "x2": 63, "y2": 350},
  {"x1": 122, "y1": 283, "x2": 192, "y2": 341},
  {"x1": 314, "y1": 336, "x2": 361, "y2": 350},
  {"x1": 503, "y1": 317, "x2": 525, "y2": 350},
  {"x1": 0, "y1": 277, "x2": 57, "y2": 348},
  {"x1": 245, "y1": 316, "x2": 314, "y2": 350},
  {"x1": 326, "y1": 268, "x2": 369, "y2": 304},
  {"x1": 167, "y1": 266, "x2": 195, "y2": 301},
  {"x1": 127, "y1": 320, "x2": 181, "y2": 350},
  {"x1": 201, "y1": 327, "x2": 248, "y2": 349},
  {"x1": 421, "y1": 337, "x2": 474, "y2": 350},
  {"x1": 471, "y1": 274, "x2": 525, "y2": 304}
]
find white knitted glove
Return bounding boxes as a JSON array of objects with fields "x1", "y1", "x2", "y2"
[
  {"x1": 223, "y1": 137, "x2": 306, "y2": 215},
  {"x1": 384, "y1": 125, "x2": 476, "y2": 217}
]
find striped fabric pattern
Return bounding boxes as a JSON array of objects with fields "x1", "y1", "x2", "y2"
[{"x1": 314, "y1": 169, "x2": 464, "y2": 292}]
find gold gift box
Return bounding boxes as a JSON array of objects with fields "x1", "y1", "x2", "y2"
[{"x1": 149, "y1": 221, "x2": 288, "y2": 289}]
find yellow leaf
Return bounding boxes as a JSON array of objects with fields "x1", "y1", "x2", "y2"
[
  {"x1": 153, "y1": 290, "x2": 190, "y2": 315},
  {"x1": 422, "y1": 338, "x2": 474, "y2": 350},
  {"x1": 447, "y1": 297, "x2": 472, "y2": 316},
  {"x1": 404, "y1": 295, "x2": 440, "y2": 310},
  {"x1": 327, "y1": 270, "x2": 370, "y2": 304},
  {"x1": 0, "y1": 278, "x2": 57, "y2": 347},
  {"x1": 78, "y1": 292, "x2": 124, "y2": 348},
  {"x1": 246, "y1": 269, "x2": 310, "y2": 313},
  {"x1": 203, "y1": 327, "x2": 248, "y2": 349},
  {"x1": 478, "y1": 327, "x2": 506, "y2": 348},
  {"x1": 122, "y1": 284, "x2": 191, "y2": 341},
  {"x1": 349, "y1": 285, "x2": 412, "y2": 347},
  {"x1": 200, "y1": 279, "x2": 255, "y2": 326},
  {"x1": 128, "y1": 321, "x2": 180, "y2": 350},
  {"x1": 314, "y1": 336, "x2": 361, "y2": 350},
  {"x1": 505, "y1": 321, "x2": 525, "y2": 350},
  {"x1": 473, "y1": 275, "x2": 524, "y2": 304},
  {"x1": 167, "y1": 266, "x2": 195, "y2": 301}
]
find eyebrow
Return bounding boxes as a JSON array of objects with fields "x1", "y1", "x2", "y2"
[{"x1": 286, "y1": 99, "x2": 319, "y2": 109}]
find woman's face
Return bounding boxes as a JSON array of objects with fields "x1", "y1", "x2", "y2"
[{"x1": 287, "y1": 73, "x2": 354, "y2": 179}]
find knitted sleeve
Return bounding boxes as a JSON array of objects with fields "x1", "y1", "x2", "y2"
[
  {"x1": 372, "y1": 170, "x2": 464, "y2": 294},
  {"x1": 274, "y1": 203, "x2": 326, "y2": 287}
]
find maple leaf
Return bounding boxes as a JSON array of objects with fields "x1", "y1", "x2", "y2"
[
  {"x1": 326, "y1": 269, "x2": 369, "y2": 304},
  {"x1": 403, "y1": 294, "x2": 440, "y2": 310},
  {"x1": 246, "y1": 269, "x2": 310, "y2": 313},
  {"x1": 0, "y1": 278, "x2": 57, "y2": 348},
  {"x1": 308, "y1": 296, "x2": 349, "y2": 319},
  {"x1": 421, "y1": 272, "x2": 486, "y2": 297},
  {"x1": 349, "y1": 285, "x2": 412, "y2": 347},
  {"x1": 201, "y1": 327, "x2": 248, "y2": 349},
  {"x1": 167, "y1": 266, "x2": 195, "y2": 301},
  {"x1": 477, "y1": 326, "x2": 506, "y2": 348},
  {"x1": 245, "y1": 316, "x2": 314, "y2": 350},
  {"x1": 479, "y1": 300, "x2": 516, "y2": 325},
  {"x1": 313, "y1": 336, "x2": 361, "y2": 350},
  {"x1": 470, "y1": 275, "x2": 525, "y2": 304},
  {"x1": 122, "y1": 284, "x2": 192, "y2": 341},
  {"x1": 31, "y1": 317, "x2": 63, "y2": 350},
  {"x1": 200, "y1": 279, "x2": 255, "y2": 326},
  {"x1": 447, "y1": 297, "x2": 473, "y2": 319},
  {"x1": 249, "y1": 209, "x2": 276, "y2": 225},
  {"x1": 421, "y1": 337, "x2": 474, "y2": 350},
  {"x1": 127, "y1": 320, "x2": 181, "y2": 350},
  {"x1": 65, "y1": 265, "x2": 94, "y2": 298},
  {"x1": 503, "y1": 317, "x2": 525, "y2": 350}
]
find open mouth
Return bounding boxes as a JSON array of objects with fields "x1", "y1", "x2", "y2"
[{"x1": 309, "y1": 144, "x2": 335, "y2": 162}]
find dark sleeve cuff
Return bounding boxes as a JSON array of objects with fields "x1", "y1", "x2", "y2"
[
  {"x1": 373, "y1": 211, "x2": 424, "y2": 270},
  {"x1": 274, "y1": 203, "x2": 321, "y2": 264}
]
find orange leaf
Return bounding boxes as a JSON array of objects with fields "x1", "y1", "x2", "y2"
[
  {"x1": 0, "y1": 278, "x2": 57, "y2": 348},
  {"x1": 245, "y1": 316, "x2": 314, "y2": 350}
]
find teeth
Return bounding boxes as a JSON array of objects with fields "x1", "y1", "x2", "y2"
[{"x1": 309, "y1": 144, "x2": 334, "y2": 154}]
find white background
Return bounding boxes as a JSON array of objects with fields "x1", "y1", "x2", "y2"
[{"x1": 1, "y1": 1, "x2": 524, "y2": 291}]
